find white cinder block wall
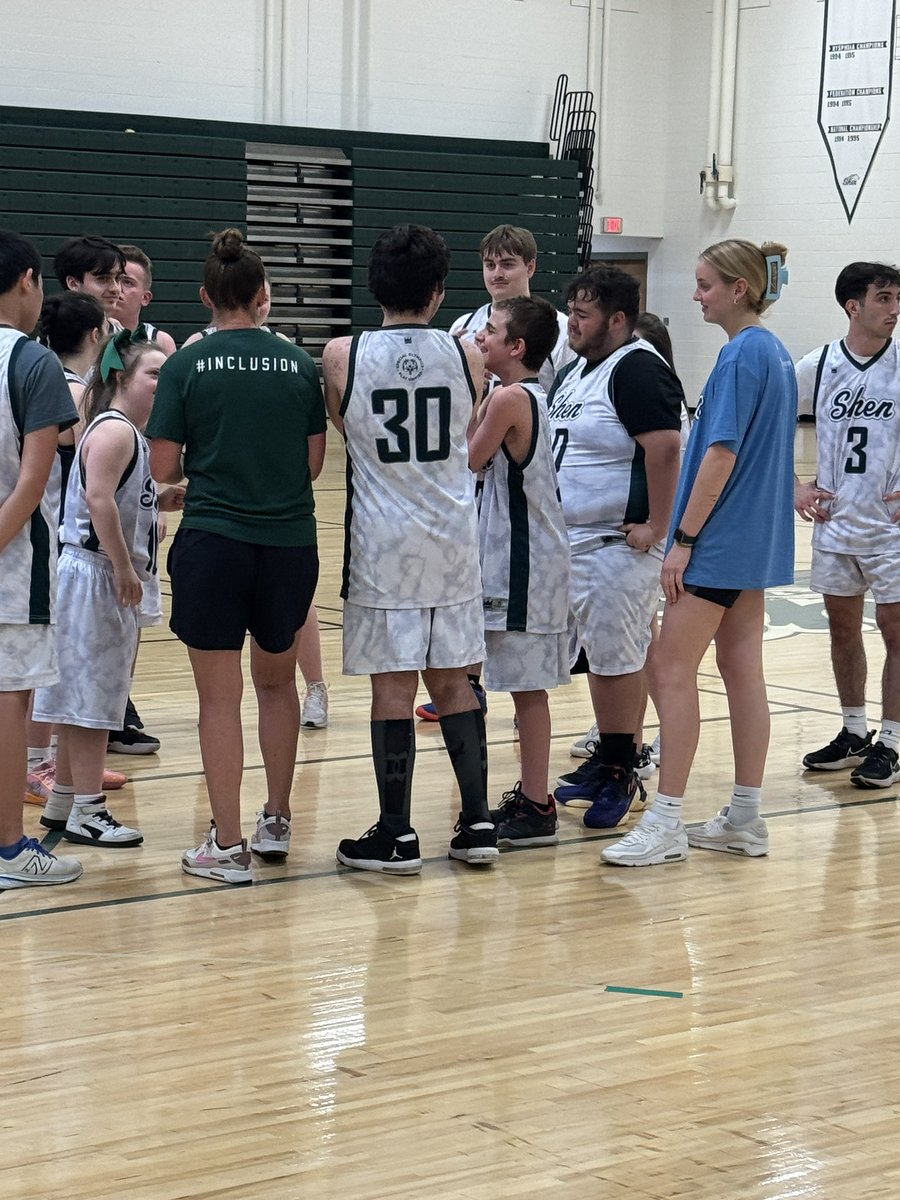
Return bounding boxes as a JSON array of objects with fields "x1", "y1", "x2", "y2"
[{"x1": 3, "y1": 0, "x2": 898, "y2": 402}]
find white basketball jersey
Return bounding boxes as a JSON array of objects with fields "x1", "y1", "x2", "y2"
[
  {"x1": 549, "y1": 337, "x2": 670, "y2": 554},
  {"x1": 61, "y1": 410, "x2": 159, "y2": 580},
  {"x1": 450, "y1": 302, "x2": 576, "y2": 393},
  {"x1": 796, "y1": 339, "x2": 900, "y2": 554},
  {"x1": 340, "y1": 325, "x2": 481, "y2": 608},
  {"x1": 478, "y1": 380, "x2": 570, "y2": 633},
  {"x1": 0, "y1": 330, "x2": 59, "y2": 623}
]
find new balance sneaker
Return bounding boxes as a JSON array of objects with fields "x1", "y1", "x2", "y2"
[
  {"x1": 801, "y1": 727, "x2": 874, "y2": 771},
  {"x1": 40, "y1": 791, "x2": 73, "y2": 831},
  {"x1": 336, "y1": 822, "x2": 422, "y2": 874},
  {"x1": 63, "y1": 800, "x2": 143, "y2": 847},
  {"x1": 0, "y1": 838, "x2": 83, "y2": 889},
  {"x1": 251, "y1": 810, "x2": 292, "y2": 861},
  {"x1": 635, "y1": 744, "x2": 657, "y2": 781},
  {"x1": 601, "y1": 815, "x2": 689, "y2": 867},
  {"x1": 448, "y1": 816, "x2": 499, "y2": 865},
  {"x1": 687, "y1": 808, "x2": 769, "y2": 856},
  {"x1": 415, "y1": 680, "x2": 488, "y2": 722},
  {"x1": 25, "y1": 760, "x2": 56, "y2": 805},
  {"x1": 301, "y1": 681, "x2": 329, "y2": 729},
  {"x1": 495, "y1": 788, "x2": 558, "y2": 848},
  {"x1": 582, "y1": 767, "x2": 647, "y2": 829},
  {"x1": 850, "y1": 741, "x2": 900, "y2": 789},
  {"x1": 570, "y1": 723, "x2": 599, "y2": 759},
  {"x1": 182, "y1": 827, "x2": 252, "y2": 884},
  {"x1": 108, "y1": 726, "x2": 160, "y2": 755}
]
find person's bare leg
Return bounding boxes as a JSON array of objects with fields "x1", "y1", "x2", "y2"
[
  {"x1": 65, "y1": 726, "x2": 109, "y2": 796},
  {"x1": 296, "y1": 605, "x2": 324, "y2": 686},
  {"x1": 875, "y1": 602, "x2": 900, "y2": 722},
  {"x1": 823, "y1": 593, "x2": 867, "y2": 707},
  {"x1": 512, "y1": 689, "x2": 551, "y2": 800},
  {"x1": 0, "y1": 691, "x2": 29, "y2": 845},
  {"x1": 715, "y1": 591, "x2": 769, "y2": 789},
  {"x1": 251, "y1": 635, "x2": 301, "y2": 819},
  {"x1": 188, "y1": 648, "x2": 244, "y2": 847}
]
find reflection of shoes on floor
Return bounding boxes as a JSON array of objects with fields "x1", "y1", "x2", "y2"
[
  {"x1": 492, "y1": 784, "x2": 558, "y2": 848},
  {"x1": 448, "y1": 815, "x2": 499, "y2": 865},
  {"x1": 63, "y1": 800, "x2": 143, "y2": 847},
  {"x1": 108, "y1": 726, "x2": 160, "y2": 755},
  {"x1": 251, "y1": 810, "x2": 292, "y2": 861},
  {"x1": 687, "y1": 808, "x2": 769, "y2": 856},
  {"x1": 336, "y1": 822, "x2": 422, "y2": 875},
  {"x1": 801, "y1": 727, "x2": 874, "y2": 771},
  {"x1": 25, "y1": 760, "x2": 56, "y2": 806},
  {"x1": 301, "y1": 681, "x2": 329, "y2": 728},
  {"x1": 182, "y1": 827, "x2": 252, "y2": 884},
  {"x1": 0, "y1": 837, "x2": 83, "y2": 889},
  {"x1": 570, "y1": 724, "x2": 599, "y2": 759},
  {"x1": 849, "y1": 741, "x2": 900, "y2": 788},
  {"x1": 601, "y1": 815, "x2": 688, "y2": 867},
  {"x1": 415, "y1": 680, "x2": 488, "y2": 722}
]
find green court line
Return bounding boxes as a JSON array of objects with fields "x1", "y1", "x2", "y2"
[
  {"x1": 0, "y1": 790, "x2": 892, "y2": 924},
  {"x1": 605, "y1": 986, "x2": 683, "y2": 999}
]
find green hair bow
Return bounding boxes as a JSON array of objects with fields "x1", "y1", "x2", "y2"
[{"x1": 99, "y1": 325, "x2": 149, "y2": 382}]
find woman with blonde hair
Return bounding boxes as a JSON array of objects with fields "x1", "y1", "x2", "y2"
[{"x1": 603, "y1": 238, "x2": 796, "y2": 867}]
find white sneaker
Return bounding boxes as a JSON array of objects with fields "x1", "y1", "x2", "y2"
[
  {"x1": 601, "y1": 815, "x2": 688, "y2": 867},
  {"x1": 0, "y1": 838, "x2": 83, "y2": 889},
  {"x1": 63, "y1": 801, "x2": 143, "y2": 847},
  {"x1": 301, "y1": 681, "x2": 329, "y2": 728},
  {"x1": 40, "y1": 791, "x2": 74, "y2": 831},
  {"x1": 687, "y1": 808, "x2": 769, "y2": 857},
  {"x1": 649, "y1": 734, "x2": 661, "y2": 766},
  {"x1": 570, "y1": 723, "x2": 599, "y2": 759},
  {"x1": 251, "y1": 810, "x2": 292, "y2": 861}
]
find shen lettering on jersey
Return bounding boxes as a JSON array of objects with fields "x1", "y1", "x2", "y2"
[
  {"x1": 828, "y1": 387, "x2": 894, "y2": 421},
  {"x1": 194, "y1": 355, "x2": 300, "y2": 374}
]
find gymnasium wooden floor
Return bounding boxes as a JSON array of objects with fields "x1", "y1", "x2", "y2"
[{"x1": 5, "y1": 426, "x2": 899, "y2": 1199}]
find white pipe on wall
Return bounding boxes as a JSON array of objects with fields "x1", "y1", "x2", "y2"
[
  {"x1": 279, "y1": 0, "x2": 291, "y2": 124},
  {"x1": 717, "y1": 0, "x2": 739, "y2": 209},
  {"x1": 263, "y1": 0, "x2": 278, "y2": 123},
  {"x1": 704, "y1": 0, "x2": 724, "y2": 209}
]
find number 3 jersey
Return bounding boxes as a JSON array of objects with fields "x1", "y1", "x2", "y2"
[
  {"x1": 796, "y1": 338, "x2": 900, "y2": 555},
  {"x1": 339, "y1": 325, "x2": 481, "y2": 608}
]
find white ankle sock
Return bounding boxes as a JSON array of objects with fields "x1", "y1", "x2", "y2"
[
  {"x1": 51, "y1": 783, "x2": 74, "y2": 797},
  {"x1": 650, "y1": 792, "x2": 683, "y2": 829},
  {"x1": 728, "y1": 785, "x2": 761, "y2": 825},
  {"x1": 878, "y1": 721, "x2": 900, "y2": 751},
  {"x1": 74, "y1": 793, "x2": 103, "y2": 809},
  {"x1": 841, "y1": 707, "x2": 868, "y2": 738}
]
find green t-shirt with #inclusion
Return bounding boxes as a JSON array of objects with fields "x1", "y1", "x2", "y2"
[{"x1": 147, "y1": 328, "x2": 327, "y2": 547}]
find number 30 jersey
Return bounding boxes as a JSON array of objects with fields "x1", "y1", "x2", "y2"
[
  {"x1": 339, "y1": 325, "x2": 482, "y2": 608},
  {"x1": 796, "y1": 338, "x2": 900, "y2": 555}
]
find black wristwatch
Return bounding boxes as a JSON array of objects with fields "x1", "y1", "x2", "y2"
[{"x1": 672, "y1": 527, "x2": 698, "y2": 547}]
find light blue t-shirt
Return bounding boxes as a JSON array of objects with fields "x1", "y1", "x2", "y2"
[{"x1": 670, "y1": 325, "x2": 796, "y2": 589}]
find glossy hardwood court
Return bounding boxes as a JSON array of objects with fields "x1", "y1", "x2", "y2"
[{"x1": 4, "y1": 427, "x2": 899, "y2": 1200}]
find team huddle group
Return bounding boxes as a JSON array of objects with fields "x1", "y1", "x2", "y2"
[{"x1": 0, "y1": 218, "x2": 897, "y2": 890}]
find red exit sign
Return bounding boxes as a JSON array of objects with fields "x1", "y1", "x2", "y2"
[{"x1": 602, "y1": 217, "x2": 623, "y2": 234}]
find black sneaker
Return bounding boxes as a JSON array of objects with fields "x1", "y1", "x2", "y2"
[
  {"x1": 448, "y1": 815, "x2": 499, "y2": 865},
  {"x1": 497, "y1": 792, "x2": 558, "y2": 848},
  {"x1": 336, "y1": 822, "x2": 422, "y2": 875},
  {"x1": 490, "y1": 781, "x2": 525, "y2": 825},
  {"x1": 107, "y1": 726, "x2": 161, "y2": 755},
  {"x1": 802, "y1": 727, "x2": 874, "y2": 770},
  {"x1": 123, "y1": 697, "x2": 144, "y2": 731},
  {"x1": 555, "y1": 743, "x2": 604, "y2": 807},
  {"x1": 849, "y1": 741, "x2": 900, "y2": 789}
]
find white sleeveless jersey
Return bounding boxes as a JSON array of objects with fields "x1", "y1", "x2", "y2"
[
  {"x1": 796, "y1": 339, "x2": 900, "y2": 554},
  {"x1": 0, "y1": 331, "x2": 59, "y2": 623},
  {"x1": 478, "y1": 380, "x2": 570, "y2": 633},
  {"x1": 61, "y1": 409, "x2": 159, "y2": 580},
  {"x1": 340, "y1": 325, "x2": 481, "y2": 608},
  {"x1": 549, "y1": 337, "x2": 676, "y2": 554},
  {"x1": 450, "y1": 302, "x2": 577, "y2": 393}
]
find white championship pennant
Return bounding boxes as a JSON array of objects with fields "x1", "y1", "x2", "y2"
[{"x1": 817, "y1": 0, "x2": 897, "y2": 222}]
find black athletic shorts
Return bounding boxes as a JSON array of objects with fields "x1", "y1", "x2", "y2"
[
  {"x1": 168, "y1": 527, "x2": 319, "y2": 654},
  {"x1": 684, "y1": 583, "x2": 742, "y2": 609}
]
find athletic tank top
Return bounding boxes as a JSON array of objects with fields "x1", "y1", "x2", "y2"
[
  {"x1": 340, "y1": 325, "x2": 481, "y2": 608},
  {"x1": 478, "y1": 380, "x2": 570, "y2": 633},
  {"x1": 61, "y1": 409, "x2": 159, "y2": 580}
]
